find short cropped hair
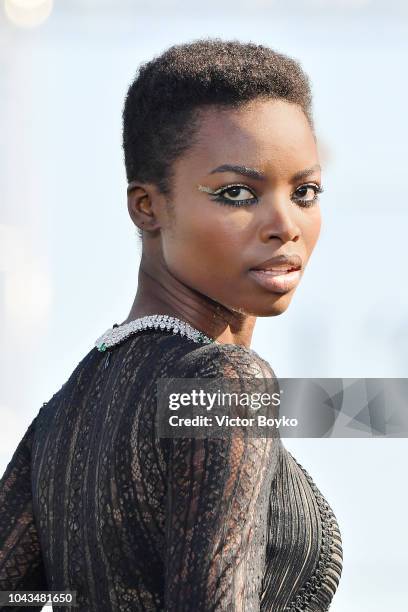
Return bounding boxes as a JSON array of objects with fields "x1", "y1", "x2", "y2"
[{"x1": 122, "y1": 38, "x2": 313, "y2": 238}]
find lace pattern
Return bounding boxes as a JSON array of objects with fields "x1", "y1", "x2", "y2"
[{"x1": 0, "y1": 330, "x2": 343, "y2": 611}]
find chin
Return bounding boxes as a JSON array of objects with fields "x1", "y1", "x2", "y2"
[
  {"x1": 258, "y1": 299, "x2": 291, "y2": 317},
  {"x1": 266, "y1": 300, "x2": 291, "y2": 316},
  {"x1": 238, "y1": 292, "x2": 294, "y2": 317}
]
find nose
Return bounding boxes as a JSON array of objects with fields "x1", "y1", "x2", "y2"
[{"x1": 258, "y1": 195, "x2": 301, "y2": 243}]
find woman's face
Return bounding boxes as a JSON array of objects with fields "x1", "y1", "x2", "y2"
[{"x1": 159, "y1": 98, "x2": 322, "y2": 317}]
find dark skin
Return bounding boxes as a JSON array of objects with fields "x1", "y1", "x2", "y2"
[{"x1": 121, "y1": 98, "x2": 322, "y2": 348}]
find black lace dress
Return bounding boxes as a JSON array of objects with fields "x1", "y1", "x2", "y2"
[{"x1": 0, "y1": 329, "x2": 343, "y2": 611}]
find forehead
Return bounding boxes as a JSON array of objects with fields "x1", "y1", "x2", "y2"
[{"x1": 182, "y1": 99, "x2": 318, "y2": 178}]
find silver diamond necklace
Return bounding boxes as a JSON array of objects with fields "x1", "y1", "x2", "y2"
[{"x1": 95, "y1": 314, "x2": 216, "y2": 352}]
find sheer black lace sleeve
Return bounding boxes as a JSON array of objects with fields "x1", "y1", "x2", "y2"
[
  {"x1": 0, "y1": 415, "x2": 47, "y2": 611},
  {"x1": 159, "y1": 343, "x2": 281, "y2": 612}
]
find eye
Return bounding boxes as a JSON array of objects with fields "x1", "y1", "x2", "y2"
[
  {"x1": 198, "y1": 183, "x2": 259, "y2": 207},
  {"x1": 292, "y1": 183, "x2": 324, "y2": 208}
]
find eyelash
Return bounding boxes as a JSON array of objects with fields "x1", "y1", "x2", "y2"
[{"x1": 207, "y1": 183, "x2": 324, "y2": 208}]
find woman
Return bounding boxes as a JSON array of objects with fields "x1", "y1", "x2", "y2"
[{"x1": 0, "y1": 39, "x2": 343, "y2": 611}]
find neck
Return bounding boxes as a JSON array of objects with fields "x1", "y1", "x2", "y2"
[{"x1": 120, "y1": 254, "x2": 257, "y2": 348}]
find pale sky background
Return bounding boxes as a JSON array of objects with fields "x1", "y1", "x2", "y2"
[{"x1": 0, "y1": 1, "x2": 407, "y2": 610}]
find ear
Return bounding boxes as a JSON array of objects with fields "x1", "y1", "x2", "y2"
[{"x1": 127, "y1": 182, "x2": 162, "y2": 233}]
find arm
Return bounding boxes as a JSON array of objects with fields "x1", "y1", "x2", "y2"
[
  {"x1": 0, "y1": 416, "x2": 47, "y2": 611},
  {"x1": 160, "y1": 343, "x2": 281, "y2": 611}
]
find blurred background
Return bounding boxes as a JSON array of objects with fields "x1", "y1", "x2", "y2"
[{"x1": 1, "y1": 0, "x2": 407, "y2": 609}]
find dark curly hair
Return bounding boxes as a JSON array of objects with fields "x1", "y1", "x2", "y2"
[{"x1": 122, "y1": 38, "x2": 313, "y2": 239}]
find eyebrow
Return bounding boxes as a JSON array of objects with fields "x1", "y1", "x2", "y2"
[
  {"x1": 209, "y1": 164, "x2": 266, "y2": 180},
  {"x1": 290, "y1": 164, "x2": 321, "y2": 183},
  {"x1": 209, "y1": 163, "x2": 321, "y2": 183}
]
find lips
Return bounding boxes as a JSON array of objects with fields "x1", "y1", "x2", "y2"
[
  {"x1": 257, "y1": 269, "x2": 295, "y2": 276},
  {"x1": 249, "y1": 253, "x2": 303, "y2": 294},
  {"x1": 250, "y1": 253, "x2": 303, "y2": 273}
]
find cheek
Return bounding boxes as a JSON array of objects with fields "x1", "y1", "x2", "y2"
[
  {"x1": 162, "y1": 202, "x2": 248, "y2": 281},
  {"x1": 302, "y1": 207, "x2": 322, "y2": 252}
]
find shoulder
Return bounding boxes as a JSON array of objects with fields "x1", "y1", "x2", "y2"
[{"x1": 168, "y1": 341, "x2": 277, "y2": 380}]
